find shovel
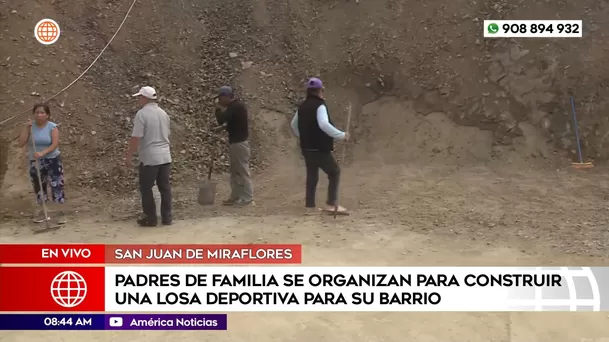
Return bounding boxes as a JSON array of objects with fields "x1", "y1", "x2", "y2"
[{"x1": 197, "y1": 152, "x2": 217, "y2": 205}]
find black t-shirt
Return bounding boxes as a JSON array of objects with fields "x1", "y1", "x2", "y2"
[{"x1": 215, "y1": 99, "x2": 248, "y2": 143}]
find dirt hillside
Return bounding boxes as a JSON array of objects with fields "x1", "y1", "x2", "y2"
[{"x1": 1, "y1": 0, "x2": 609, "y2": 212}]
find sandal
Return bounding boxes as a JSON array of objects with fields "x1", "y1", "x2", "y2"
[{"x1": 322, "y1": 205, "x2": 349, "y2": 215}]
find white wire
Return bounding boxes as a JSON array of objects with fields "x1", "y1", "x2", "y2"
[{"x1": 0, "y1": 0, "x2": 139, "y2": 126}]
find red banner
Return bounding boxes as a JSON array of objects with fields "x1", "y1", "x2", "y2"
[{"x1": 0, "y1": 244, "x2": 105, "y2": 264}]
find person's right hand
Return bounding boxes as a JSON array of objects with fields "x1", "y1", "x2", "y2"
[
  {"x1": 25, "y1": 119, "x2": 32, "y2": 127},
  {"x1": 344, "y1": 132, "x2": 350, "y2": 141},
  {"x1": 124, "y1": 155, "x2": 133, "y2": 169}
]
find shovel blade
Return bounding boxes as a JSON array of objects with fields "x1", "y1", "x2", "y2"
[{"x1": 198, "y1": 181, "x2": 217, "y2": 205}]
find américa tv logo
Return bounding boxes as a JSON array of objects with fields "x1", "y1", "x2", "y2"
[
  {"x1": 34, "y1": 19, "x2": 61, "y2": 45},
  {"x1": 50, "y1": 271, "x2": 88, "y2": 308}
]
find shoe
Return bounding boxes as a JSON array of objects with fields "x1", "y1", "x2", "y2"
[
  {"x1": 162, "y1": 219, "x2": 172, "y2": 226},
  {"x1": 137, "y1": 217, "x2": 158, "y2": 227},
  {"x1": 234, "y1": 199, "x2": 254, "y2": 207},
  {"x1": 304, "y1": 207, "x2": 319, "y2": 216},
  {"x1": 33, "y1": 210, "x2": 50, "y2": 223},
  {"x1": 222, "y1": 198, "x2": 237, "y2": 206}
]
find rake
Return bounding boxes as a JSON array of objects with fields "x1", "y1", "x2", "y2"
[{"x1": 30, "y1": 125, "x2": 60, "y2": 234}]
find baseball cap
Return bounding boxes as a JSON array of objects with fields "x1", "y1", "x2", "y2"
[
  {"x1": 306, "y1": 77, "x2": 323, "y2": 89},
  {"x1": 215, "y1": 86, "x2": 234, "y2": 98},
  {"x1": 132, "y1": 86, "x2": 157, "y2": 100}
]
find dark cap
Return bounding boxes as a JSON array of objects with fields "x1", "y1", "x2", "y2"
[
  {"x1": 216, "y1": 86, "x2": 234, "y2": 98},
  {"x1": 306, "y1": 77, "x2": 323, "y2": 89}
]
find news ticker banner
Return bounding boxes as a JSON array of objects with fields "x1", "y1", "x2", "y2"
[
  {"x1": 0, "y1": 244, "x2": 302, "y2": 264},
  {"x1": 1, "y1": 266, "x2": 609, "y2": 312},
  {"x1": 0, "y1": 314, "x2": 226, "y2": 330}
]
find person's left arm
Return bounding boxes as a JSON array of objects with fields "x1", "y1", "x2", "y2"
[
  {"x1": 215, "y1": 104, "x2": 234, "y2": 125},
  {"x1": 316, "y1": 105, "x2": 346, "y2": 140}
]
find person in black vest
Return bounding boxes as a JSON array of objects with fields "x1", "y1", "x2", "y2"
[{"x1": 290, "y1": 78, "x2": 349, "y2": 214}]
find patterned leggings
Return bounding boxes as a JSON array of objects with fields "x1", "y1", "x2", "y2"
[{"x1": 29, "y1": 156, "x2": 66, "y2": 204}]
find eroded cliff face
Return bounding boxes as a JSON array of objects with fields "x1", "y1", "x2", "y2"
[{"x1": 1, "y1": 0, "x2": 608, "y2": 198}]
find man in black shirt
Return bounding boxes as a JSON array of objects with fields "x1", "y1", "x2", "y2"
[
  {"x1": 215, "y1": 86, "x2": 253, "y2": 206},
  {"x1": 291, "y1": 78, "x2": 349, "y2": 214}
]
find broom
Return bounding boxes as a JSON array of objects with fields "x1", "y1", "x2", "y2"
[
  {"x1": 334, "y1": 103, "x2": 352, "y2": 219},
  {"x1": 570, "y1": 97, "x2": 593, "y2": 169}
]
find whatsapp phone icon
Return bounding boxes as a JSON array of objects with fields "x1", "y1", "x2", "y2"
[{"x1": 487, "y1": 23, "x2": 499, "y2": 34}]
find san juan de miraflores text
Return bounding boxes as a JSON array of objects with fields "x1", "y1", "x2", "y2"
[{"x1": 113, "y1": 273, "x2": 563, "y2": 306}]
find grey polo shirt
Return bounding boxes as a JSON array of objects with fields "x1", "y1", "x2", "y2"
[{"x1": 131, "y1": 102, "x2": 172, "y2": 166}]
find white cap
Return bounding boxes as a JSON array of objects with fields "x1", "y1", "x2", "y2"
[{"x1": 132, "y1": 86, "x2": 157, "y2": 100}]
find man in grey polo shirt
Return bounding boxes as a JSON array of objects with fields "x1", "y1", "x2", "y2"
[{"x1": 124, "y1": 86, "x2": 173, "y2": 227}]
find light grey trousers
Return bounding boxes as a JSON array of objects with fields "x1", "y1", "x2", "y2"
[{"x1": 228, "y1": 141, "x2": 253, "y2": 201}]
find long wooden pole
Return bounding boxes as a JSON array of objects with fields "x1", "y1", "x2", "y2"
[
  {"x1": 334, "y1": 103, "x2": 352, "y2": 219},
  {"x1": 31, "y1": 126, "x2": 52, "y2": 230}
]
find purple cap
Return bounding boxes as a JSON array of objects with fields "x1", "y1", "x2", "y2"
[
  {"x1": 215, "y1": 86, "x2": 234, "y2": 98},
  {"x1": 306, "y1": 77, "x2": 323, "y2": 89}
]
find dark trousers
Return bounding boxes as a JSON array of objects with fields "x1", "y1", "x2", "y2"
[
  {"x1": 138, "y1": 162, "x2": 172, "y2": 223},
  {"x1": 29, "y1": 156, "x2": 66, "y2": 204},
  {"x1": 302, "y1": 150, "x2": 340, "y2": 208}
]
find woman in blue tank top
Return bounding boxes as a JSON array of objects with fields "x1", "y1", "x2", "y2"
[{"x1": 18, "y1": 103, "x2": 66, "y2": 224}]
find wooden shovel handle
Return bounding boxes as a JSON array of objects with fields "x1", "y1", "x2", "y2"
[
  {"x1": 334, "y1": 103, "x2": 352, "y2": 219},
  {"x1": 207, "y1": 155, "x2": 214, "y2": 180}
]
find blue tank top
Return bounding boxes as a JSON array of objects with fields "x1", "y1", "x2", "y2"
[{"x1": 28, "y1": 121, "x2": 60, "y2": 160}]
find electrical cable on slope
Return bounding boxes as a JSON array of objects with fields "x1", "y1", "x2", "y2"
[{"x1": 0, "y1": 0, "x2": 139, "y2": 127}]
